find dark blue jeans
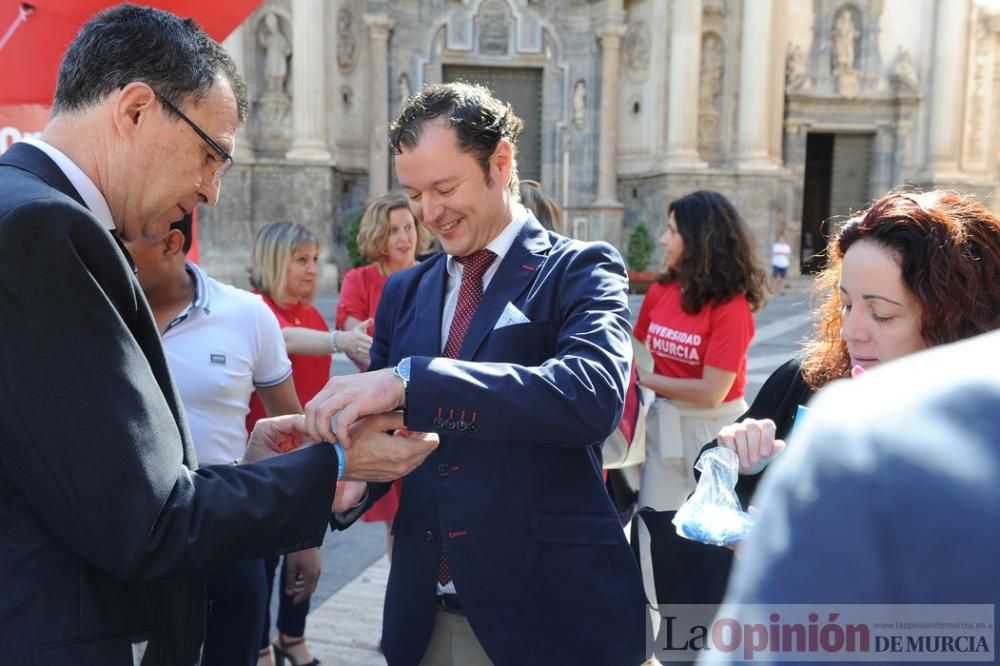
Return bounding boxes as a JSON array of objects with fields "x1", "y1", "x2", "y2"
[
  {"x1": 203, "y1": 559, "x2": 267, "y2": 666},
  {"x1": 260, "y1": 555, "x2": 311, "y2": 649}
]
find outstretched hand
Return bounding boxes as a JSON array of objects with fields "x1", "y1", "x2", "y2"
[
  {"x1": 341, "y1": 412, "x2": 439, "y2": 482},
  {"x1": 304, "y1": 369, "x2": 405, "y2": 446},
  {"x1": 242, "y1": 414, "x2": 315, "y2": 464}
]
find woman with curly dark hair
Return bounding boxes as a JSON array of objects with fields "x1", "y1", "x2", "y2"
[
  {"x1": 709, "y1": 189, "x2": 1000, "y2": 505},
  {"x1": 643, "y1": 189, "x2": 1000, "y2": 612},
  {"x1": 633, "y1": 190, "x2": 767, "y2": 515}
]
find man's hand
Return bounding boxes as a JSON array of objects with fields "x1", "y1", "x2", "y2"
[
  {"x1": 242, "y1": 414, "x2": 314, "y2": 464},
  {"x1": 342, "y1": 412, "x2": 438, "y2": 482},
  {"x1": 284, "y1": 547, "x2": 321, "y2": 605},
  {"x1": 332, "y1": 480, "x2": 368, "y2": 513},
  {"x1": 716, "y1": 418, "x2": 785, "y2": 474},
  {"x1": 304, "y1": 369, "x2": 406, "y2": 445}
]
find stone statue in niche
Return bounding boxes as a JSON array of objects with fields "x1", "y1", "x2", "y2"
[
  {"x1": 398, "y1": 74, "x2": 411, "y2": 113},
  {"x1": 832, "y1": 9, "x2": 859, "y2": 73},
  {"x1": 893, "y1": 49, "x2": 920, "y2": 96},
  {"x1": 478, "y1": 1, "x2": 510, "y2": 56},
  {"x1": 786, "y1": 43, "x2": 810, "y2": 92},
  {"x1": 832, "y1": 8, "x2": 860, "y2": 98},
  {"x1": 337, "y1": 8, "x2": 357, "y2": 73},
  {"x1": 255, "y1": 11, "x2": 291, "y2": 140},
  {"x1": 259, "y1": 12, "x2": 291, "y2": 95},
  {"x1": 572, "y1": 80, "x2": 586, "y2": 130}
]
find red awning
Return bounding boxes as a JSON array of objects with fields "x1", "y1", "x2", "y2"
[{"x1": 0, "y1": 1, "x2": 262, "y2": 105}]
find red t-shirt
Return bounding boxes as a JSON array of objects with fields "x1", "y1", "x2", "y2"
[
  {"x1": 633, "y1": 281, "x2": 754, "y2": 403},
  {"x1": 335, "y1": 263, "x2": 385, "y2": 335},
  {"x1": 246, "y1": 295, "x2": 331, "y2": 431}
]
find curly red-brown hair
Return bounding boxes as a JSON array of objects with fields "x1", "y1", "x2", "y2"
[{"x1": 801, "y1": 190, "x2": 1000, "y2": 388}]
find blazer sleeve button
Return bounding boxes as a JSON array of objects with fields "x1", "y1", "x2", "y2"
[{"x1": 424, "y1": 530, "x2": 436, "y2": 542}]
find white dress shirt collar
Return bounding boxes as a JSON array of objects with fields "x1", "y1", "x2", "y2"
[
  {"x1": 444, "y1": 203, "x2": 529, "y2": 285},
  {"x1": 20, "y1": 137, "x2": 116, "y2": 232}
]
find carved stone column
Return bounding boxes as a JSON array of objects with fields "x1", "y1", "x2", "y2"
[
  {"x1": 286, "y1": 0, "x2": 331, "y2": 161},
  {"x1": 366, "y1": 13, "x2": 393, "y2": 198},
  {"x1": 734, "y1": 0, "x2": 777, "y2": 170},
  {"x1": 664, "y1": 0, "x2": 706, "y2": 168},
  {"x1": 924, "y1": 0, "x2": 970, "y2": 179},
  {"x1": 594, "y1": 22, "x2": 626, "y2": 206},
  {"x1": 221, "y1": 24, "x2": 254, "y2": 161}
]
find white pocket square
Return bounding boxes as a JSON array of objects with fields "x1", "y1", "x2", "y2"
[{"x1": 493, "y1": 302, "x2": 531, "y2": 330}]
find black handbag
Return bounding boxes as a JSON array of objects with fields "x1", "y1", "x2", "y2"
[{"x1": 631, "y1": 507, "x2": 734, "y2": 606}]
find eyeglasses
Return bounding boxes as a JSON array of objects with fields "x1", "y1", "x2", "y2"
[{"x1": 154, "y1": 91, "x2": 233, "y2": 183}]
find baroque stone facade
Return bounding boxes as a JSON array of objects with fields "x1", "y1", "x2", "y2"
[{"x1": 199, "y1": 0, "x2": 1000, "y2": 285}]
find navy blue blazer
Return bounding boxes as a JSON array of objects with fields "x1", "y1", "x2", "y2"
[{"x1": 367, "y1": 215, "x2": 648, "y2": 665}]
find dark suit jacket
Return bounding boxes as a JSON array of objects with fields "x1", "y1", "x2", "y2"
[
  {"x1": 0, "y1": 143, "x2": 338, "y2": 665},
  {"x1": 366, "y1": 215, "x2": 648, "y2": 665}
]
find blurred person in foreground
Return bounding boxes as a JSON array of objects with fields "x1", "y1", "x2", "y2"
[
  {"x1": 705, "y1": 329, "x2": 1000, "y2": 664},
  {"x1": 0, "y1": 6, "x2": 435, "y2": 664}
]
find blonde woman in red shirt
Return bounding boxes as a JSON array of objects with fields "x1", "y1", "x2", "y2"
[{"x1": 335, "y1": 192, "x2": 429, "y2": 564}]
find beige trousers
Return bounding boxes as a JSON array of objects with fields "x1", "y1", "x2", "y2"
[
  {"x1": 635, "y1": 397, "x2": 747, "y2": 606},
  {"x1": 418, "y1": 608, "x2": 494, "y2": 666}
]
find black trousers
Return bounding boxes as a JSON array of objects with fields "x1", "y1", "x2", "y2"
[
  {"x1": 203, "y1": 559, "x2": 268, "y2": 666},
  {"x1": 259, "y1": 555, "x2": 311, "y2": 649}
]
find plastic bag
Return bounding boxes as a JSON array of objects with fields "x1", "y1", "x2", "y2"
[{"x1": 672, "y1": 447, "x2": 753, "y2": 546}]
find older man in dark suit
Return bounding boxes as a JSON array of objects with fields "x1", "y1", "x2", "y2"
[
  {"x1": 305, "y1": 83, "x2": 648, "y2": 666},
  {"x1": 0, "y1": 6, "x2": 435, "y2": 664}
]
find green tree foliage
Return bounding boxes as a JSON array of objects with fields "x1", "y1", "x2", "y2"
[{"x1": 625, "y1": 221, "x2": 655, "y2": 273}]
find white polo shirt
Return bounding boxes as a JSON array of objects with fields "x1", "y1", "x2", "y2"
[{"x1": 163, "y1": 262, "x2": 292, "y2": 466}]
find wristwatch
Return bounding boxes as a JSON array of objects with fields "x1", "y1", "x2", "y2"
[{"x1": 392, "y1": 356, "x2": 411, "y2": 407}]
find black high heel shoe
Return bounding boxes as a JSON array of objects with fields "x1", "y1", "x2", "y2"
[{"x1": 271, "y1": 636, "x2": 320, "y2": 666}]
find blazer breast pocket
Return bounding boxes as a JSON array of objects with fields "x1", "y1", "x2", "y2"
[{"x1": 485, "y1": 320, "x2": 555, "y2": 366}]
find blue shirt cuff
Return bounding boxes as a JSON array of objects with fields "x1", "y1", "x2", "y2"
[{"x1": 332, "y1": 441, "x2": 346, "y2": 481}]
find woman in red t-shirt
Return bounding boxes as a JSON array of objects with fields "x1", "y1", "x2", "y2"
[
  {"x1": 246, "y1": 221, "x2": 370, "y2": 666},
  {"x1": 633, "y1": 190, "x2": 767, "y2": 513},
  {"x1": 336, "y1": 192, "x2": 427, "y2": 560}
]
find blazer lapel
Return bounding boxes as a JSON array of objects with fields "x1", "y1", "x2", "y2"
[
  {"x1": 415, "y1": 257, "x2": 448, "y2": 356},
  {"x1": 459, "y1": 215, "x2": 551, "y2": 360}
]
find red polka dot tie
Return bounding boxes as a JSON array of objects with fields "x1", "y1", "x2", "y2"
[
  {"x1": 443, "y1": 249, "x2": 497, "y2": 360},
  {"x1": 438, "y1": 247, "x2": 496, "y2": 586}
]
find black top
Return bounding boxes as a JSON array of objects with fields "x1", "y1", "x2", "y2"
[{"x1": 695, "y1": 357, "x2": 816, "y2": 508}]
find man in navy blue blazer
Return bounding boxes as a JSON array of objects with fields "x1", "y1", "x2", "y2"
[{"x1": 306, "y1": 83, "x2": 648, "y2": 665}]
